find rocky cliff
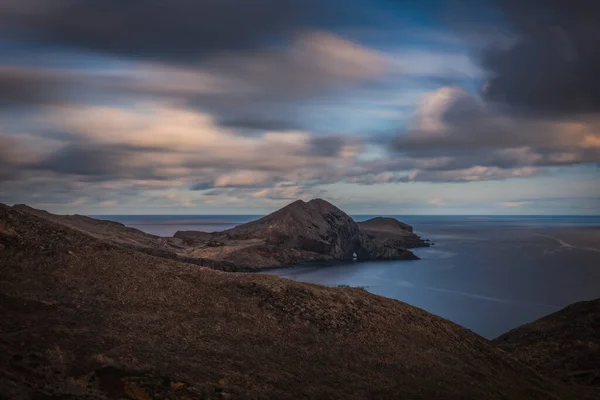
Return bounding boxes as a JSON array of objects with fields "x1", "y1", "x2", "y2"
[{"x1": 0, "y1": 203, "x2": 585, "y2": 400}]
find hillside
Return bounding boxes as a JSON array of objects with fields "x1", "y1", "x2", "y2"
[
  {"x1": 0, "y1": 203, "x2": 585, "y2": 399},
  {"x1": 494, "y1": 299, "x2": 600, "y2": 391}
]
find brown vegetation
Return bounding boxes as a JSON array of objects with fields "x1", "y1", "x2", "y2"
[{"x1": 494, "y1": 299, "x2": 600, "y2": 394}]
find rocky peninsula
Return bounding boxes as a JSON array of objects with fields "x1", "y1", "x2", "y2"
[{"x1": 14, "y1": 199, "x2": 428, "y2": 271}]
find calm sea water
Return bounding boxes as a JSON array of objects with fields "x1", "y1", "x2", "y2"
[{"x1": 94, "y1": 214, "x2": 600, "y2": 339}]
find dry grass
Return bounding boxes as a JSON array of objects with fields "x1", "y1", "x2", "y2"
[{"x1": 495, "y1": 299, "x2": 600, "y2": 395}]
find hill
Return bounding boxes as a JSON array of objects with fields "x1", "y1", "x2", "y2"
[
  {"x1": 494, "y1": 299, "x2": 600, "y2": 391},
  {"x1": 0, "y1": 203, "x2": 584, "y2": 399},
  {"x1": 178, "y1": 199, "x2": 423, "y2": 268}
]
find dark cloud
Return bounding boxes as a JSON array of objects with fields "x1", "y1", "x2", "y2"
[
  {"x1": 0, "y1": 0, "x2": 364, "y2": 63},
  {"x1": 190, "y1": 181, "x2": 215, "y2": 191},
  {"x1": 307, "y1": 136, "x2": 349, "y2": 157},
  {"x1": 35, "y1": 144, "x2": 127, "y2": 176},
  {"x1": 480, "y1": 0, "x2": 600, "y2": 115},
  {"x1": 0, "y1": 66, "x2": 132, "y2": 108},
  {"x1": 0, "y1": 67, "x2": 68, "y2": 107},
  {"x1": 376, "y1": 0, "x2": 600, "y2": 182},
  {"x1": 390, "y1": 87, "x2": 600, "y2": 171},
  {"x1": 32, "y1": 143, "x2": 171, "y2": 180},
  {"x1": 0, "y1": 137, "x2": 20, "y2": 181}
]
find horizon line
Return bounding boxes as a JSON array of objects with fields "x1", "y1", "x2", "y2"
[{"x1": 88, "y1": 213, "x2": 600, "y2": 217}]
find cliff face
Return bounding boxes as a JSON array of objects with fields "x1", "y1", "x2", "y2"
[
  {"x1": 494, "y1": 299, "x2": 600, "y2": 392},
  {"x1": 0, "y1": 204, "x2": 584, "y2": 400}
]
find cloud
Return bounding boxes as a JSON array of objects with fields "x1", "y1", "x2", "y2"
[
  {"x1": 0, "y1": 66, "x2": 84, "y2": 107},
  {"x1": 406, "y1": 166, "x2": 543, "y2": 183},
  {"x1": 34, "y1": 142, "x2": 168, "y2": 179},
  {"x1": 384, "y1": 86, "x2": 600, "y2": 181},
  {"x1": 395, "y1": 86, "x2": 600, "y2": 154},
  {"x1": 0, "y1": 31, "x2": 390, "y2": 131},
  {"x1": 1, "y1": 0, "x2": 598, "y2": 210},
  {"x1": 428, "y1": 198, "x2": 445, "y2": 206},
  {"x1": 123, "y1": 31, "x2": 388, "y2": 102},
  {"x1": 370, "y1": 1, "x2": 600, "y2": 183},
  {"x1": 347, "y1": 165, "x2": 543, "y2": 184},
  {"x1": 390, "y1": 50, "x2": 481, "y2": 78},
  {"x1": 498, "y1": 201, "x2": 527, "y2": 208},
  {"x1": 44, "y1": 103, "x2": 361, "y2": 172},
  {"x1": 204, "y1": 183, "x2": 327, "y2": 203},
  {"x1": 0, "y1": 130, "x2": 63, "y2": 181},
  {"x1": 0, "y1": 0, "x2": 364, "y2": 63},
  {"x1": 478, "y1": 0, "x2": 600, "y2": 116},
  {"x1": 0, "y1": 102, "x2": 363, "y2": 205}
]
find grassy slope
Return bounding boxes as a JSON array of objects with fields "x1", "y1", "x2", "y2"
[
  {"x1": 0, "y1": 204, "x2": 586, "y2": 399},
  {"x1": 494, "y1": 298, "x2": 600, "y2": 393}
]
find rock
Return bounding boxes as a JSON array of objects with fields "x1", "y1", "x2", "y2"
[
  {"x1": 358, "y1": 216, "x2": 415, "y2": 232},
  {"x1": 357, "y1": 217, "x2": 429, "y2": 248}
]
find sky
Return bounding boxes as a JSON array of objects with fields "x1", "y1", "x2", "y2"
[{"x1": 0, "y1": 0, "x2": 598, "y2": 215}]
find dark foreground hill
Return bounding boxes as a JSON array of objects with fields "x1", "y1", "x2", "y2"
[
  {"x1": 0, "y1": 204, "x2": 585, "y2": 399},
  {"x1": 494, "y1": 299, "x2": 600, "y2": 392}
]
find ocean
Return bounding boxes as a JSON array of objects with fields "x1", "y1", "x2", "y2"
[{"x1": 94, "y1": 214, "x2": 600, "y2": 339}]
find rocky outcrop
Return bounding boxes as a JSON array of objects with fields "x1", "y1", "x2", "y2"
[
  {"x1": 359, "y1": 216, "x2": 415, "y2": 232},
  {"x1": 0, "y1": 203, "x2": 585, "y2": 400},
  {"x1": 494, "y1": 299, "x2": 600, "y2": 392},
  {"x1": 180, "y1": 199, "x2": 419, "y2": 269},
  {"x1": 357, "y1": 217, "x2": 430, "y2": 248}
]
